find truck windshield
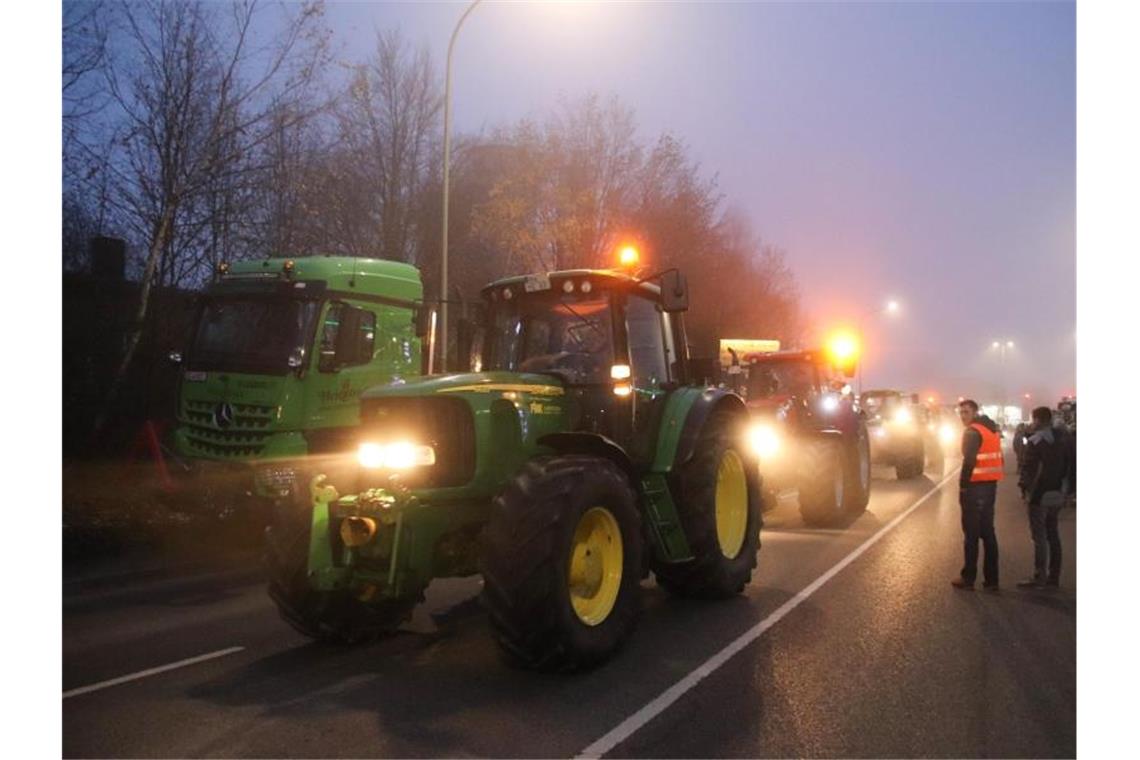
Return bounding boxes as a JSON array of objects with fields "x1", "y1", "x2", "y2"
[
  {"x1": 189, "y1": 297, "x2": 320, "y2": 375},
  {"x1": 483, "y1": 292, "x2": 614, "y2": 385},
  {"x1": 746, "y1": 361, "x2": 813, "y2": 398}
]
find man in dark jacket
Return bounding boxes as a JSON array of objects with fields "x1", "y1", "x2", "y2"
[
  {"x1": 1016, "y1": 406, "x2": 1070, "y2": 587},
  {"x1": 952, "y1": 399, "x2": 1003, "y2": 590}
]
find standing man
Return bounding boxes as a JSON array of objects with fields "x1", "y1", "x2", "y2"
[
  {"x1": 1016, "y1": 406, "x2": 1069, "y2": 587},
  {"x1": 952, "y1": 399, "x2": 1003, "y2": 590}
]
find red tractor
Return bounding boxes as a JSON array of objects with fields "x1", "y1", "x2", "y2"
[{"x1": 740, "y1": 348, "x2": 871, "y2": 526}]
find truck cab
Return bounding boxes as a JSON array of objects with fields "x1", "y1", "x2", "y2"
[{"x1": 171, "y1": 256, "x2": 424, "y2": 500}]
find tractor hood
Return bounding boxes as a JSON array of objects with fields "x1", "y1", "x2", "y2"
[{"x1": 360, "y1": 371, "x2": 567, "y2": 400}]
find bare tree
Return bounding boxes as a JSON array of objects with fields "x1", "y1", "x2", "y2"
[
  {"x1": 326, "y1": 29, "x2": 442, "y2": 261},
  {"x1": 92, "y1": 0, "x2": 330, "y2": 434},
  {"x1": 63, "y1": 1, "x2": 108, "y2": 125}
]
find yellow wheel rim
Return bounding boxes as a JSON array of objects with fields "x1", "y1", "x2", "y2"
[
  {"x1": 715, "y1": 449, "x2": 749, "y2": 559},
  {"x1": 568, "y1": 506, "x2": 624, "y2": 626}
]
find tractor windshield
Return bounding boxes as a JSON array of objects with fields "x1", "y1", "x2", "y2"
[
  {"x1": 746, "y1": 360, "x2": 814, "y2": 399},
  {"x1": 483, "y1": 291, "x2": 614, "y2": 385},
  {"x1": 188, "y1": 296, "x2": 320, "y2": 375},
  {"x1": 861, "y1": 393, "x2": 901, "y2": 419}
]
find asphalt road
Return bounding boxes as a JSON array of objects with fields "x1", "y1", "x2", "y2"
[{"x1": 63, "y1": 451, "x2": 1076, "y2": 758}]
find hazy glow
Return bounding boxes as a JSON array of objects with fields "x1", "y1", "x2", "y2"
[{"x1": 748, "y1": 424, "x2": 781, "y2": 459}]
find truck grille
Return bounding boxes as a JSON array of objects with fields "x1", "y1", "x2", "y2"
[
  {"x1": 360, "y1": 397, "x2": 476, "y2": 488},
  {"x1": 180, "y1": 400, "x2": 275, "y2": 458}
]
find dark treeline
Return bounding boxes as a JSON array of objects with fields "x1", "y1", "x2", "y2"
[{"x1": 63, "y1": 0, "x2": 803, "y2": 449}]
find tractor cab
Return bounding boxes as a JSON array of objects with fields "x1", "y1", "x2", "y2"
[{"x1": 475, "y1": 268, "x2": 690, "y2": 458}]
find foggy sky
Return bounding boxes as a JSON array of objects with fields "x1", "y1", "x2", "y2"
[{"x1": 328, "y1": 0, "x2": 1075, "y2": 405}]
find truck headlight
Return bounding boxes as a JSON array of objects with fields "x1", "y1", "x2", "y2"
[
  {"x1": 894, "y1": 408, "x2": 912, "y2": 425},
  {"x1": 357, "y1": 441, "x2": 436, "y2": 469},
  {"x1": 748, "y1": 424, "x2": 781, "y2": 459},
  {"x1": 821, "y1": 394, "x2": 839, "y2": 413}
]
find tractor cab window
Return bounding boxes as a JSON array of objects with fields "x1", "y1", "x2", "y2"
[
  {"x1": 747, "y1": 361, "x2": 814, "y2": 399},
  {"x1": 484, "y1": 291, "x2": 614, "y2": 385},
  {"x1": 625, "y1": 295, "x2": 670, "y2": 389}
]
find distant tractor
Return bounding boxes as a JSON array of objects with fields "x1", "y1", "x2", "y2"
[
  {"x1": 739, "y1": 346, "x2": 871, "y2": 526},
  {"x1": 171, "y1": 256, "x2": 428, "y2": 508},
  {"x1": 860, "y1": 389, "x2": 926, "y2": 479},
  {"x1": 266, "y1": 263, "x2": 763, "y2": 670}
]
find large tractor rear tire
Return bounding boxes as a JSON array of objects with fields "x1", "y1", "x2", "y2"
[
  {"x1": 842, "y1": 422, "x2": 871, "y2": 515},
  {"x1": 265, "y1": 489, "x2": 418, "y2": 644},
  {"x1": 798, "y1": 437, "x2": 846, "y2": 526},
  {"x1": 654, "y1": 410, "x2": 761, "y2": 598},
  {"x1": 479, "y1": 456, "x2": 643, "y2": 671}
]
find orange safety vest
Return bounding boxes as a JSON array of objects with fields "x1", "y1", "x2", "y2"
[{"x1": 969, "y1": 423, "x2": 1005, "y2": 482}]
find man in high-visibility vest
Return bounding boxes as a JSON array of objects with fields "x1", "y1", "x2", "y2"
[{"x1": 951, "y1": 399, "x2": 1003, "y2": 590}]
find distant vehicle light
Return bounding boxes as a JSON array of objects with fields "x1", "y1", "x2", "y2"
[{"x1": 939, "y1": 424, "x2": 956, "y2": 444}]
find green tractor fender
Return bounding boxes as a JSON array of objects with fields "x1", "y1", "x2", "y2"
[
  {"x1": 652, "y1": 386, "x2": 750, "y2": 473},
  {"x1": 537, "y1": 432, "x2": 635, "y2": 477}
]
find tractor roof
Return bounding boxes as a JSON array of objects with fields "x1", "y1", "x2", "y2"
[{"x1": 482, "y1": 269, "x2": 661, "y2": 299}]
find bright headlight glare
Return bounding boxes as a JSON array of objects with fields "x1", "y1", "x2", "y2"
[
  {"x1": 939, "y1": 424, "x2": 956, "y2": 444},
  {"x1": 821, "y1": 394, "x2": 839, "y2": 413},
  {"x1": 894, "y1": 408, "x2": 912, "y2": 425},
  {"x1": 748, "y1": 425, "x2": 780, "y2": 458},
  {"x1": 357, "y1": 441, "x2": 436, "y2": 469}
]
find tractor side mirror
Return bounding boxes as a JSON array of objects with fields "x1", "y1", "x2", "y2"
[{"x1": 660, "y1": 270, "x2": 689, "y2": 313}]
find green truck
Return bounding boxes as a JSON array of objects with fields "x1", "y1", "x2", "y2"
[
  {"x1": 267, "y1": 265, "x2": 763, "y2": 670},
  {"x1": 171, "y1": 256, "x2": 427, "y2": 503}
]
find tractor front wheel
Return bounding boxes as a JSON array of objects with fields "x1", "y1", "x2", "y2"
[
  {"x1": 479, "y1": 456, "x2": 643, "y2": 671},
  {"x1": 654, "y1": 410, "x2": 761, "y2": 598},
  {"x1": 798, "y1": 437, "x2": 846, "y2": 526},
  {"x1": 842, "y1": 422, "x2": 871, "y2": 515}
]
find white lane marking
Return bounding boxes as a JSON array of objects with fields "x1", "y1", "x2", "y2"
[
  {"x1": 577, "y1": 468, "x2": 961, "y2": 759},
  {"x1": 63, "y1": 646, "x2": 245, "y2": 699}
]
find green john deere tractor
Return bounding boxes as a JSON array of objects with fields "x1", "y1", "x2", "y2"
[{"x1": 266, "y1": 266, "x2": 763, "y2": 670}]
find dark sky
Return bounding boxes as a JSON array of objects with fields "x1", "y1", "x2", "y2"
[{"x1": 328, "y1": 0, "x2": 1075, "y2": 406}]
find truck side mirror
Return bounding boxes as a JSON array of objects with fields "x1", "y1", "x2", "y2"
[{"x1": 660, "y1": 270, "x2": 689, "y2": 313}]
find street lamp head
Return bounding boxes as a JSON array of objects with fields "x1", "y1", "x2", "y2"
[{"x1": 885, "y1": 299, "x2": 900, "y2": 314}]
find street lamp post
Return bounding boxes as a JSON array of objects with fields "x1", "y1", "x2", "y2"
[{"x1": 440, "y1": 0, "x2": 483, "y2": 374}]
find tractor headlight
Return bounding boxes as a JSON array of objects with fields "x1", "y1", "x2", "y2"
[
  {"x1": 748, "y1": 424, "x2": 781, "y2": 459},
  {"x1": 357, "y1": 441, "x2": 436, "y2": 470}
]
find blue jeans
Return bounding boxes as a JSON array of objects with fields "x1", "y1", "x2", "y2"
[
  {"x1": 961, "y1": 482, "x2": 999, "y2": 585},
  {"x1": 1028, "y1": 491, "x2": 1063, "y2": 580}
]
